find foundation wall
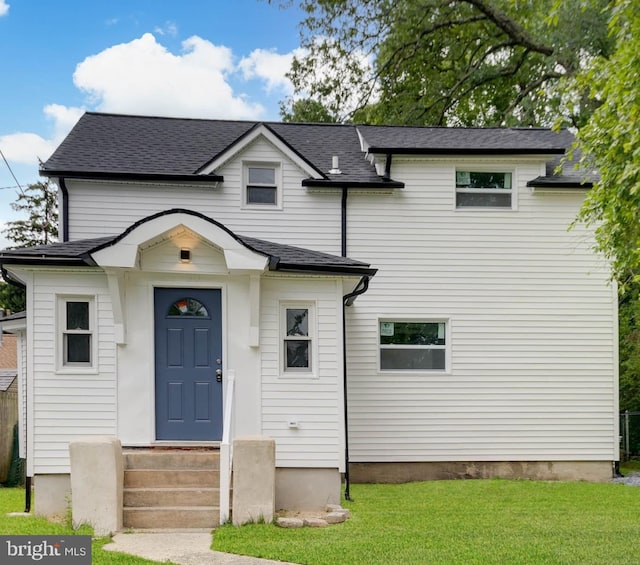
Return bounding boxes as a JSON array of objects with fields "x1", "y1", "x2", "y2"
[
  {"x1": 275, "y1": 468, "x2": 341, "y2": 511},
  {"x1": 33, "y1": 474, "x2": 71, "y2": 519},
  {"x1": 350, "y1": 461, "x2": 614, "y2": 483}
]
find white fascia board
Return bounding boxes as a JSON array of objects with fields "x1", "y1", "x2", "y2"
[
  {"x1": 199, "y1": 125, "x2": 324, "y2": 179},
  {"x1": 355, "y1": 127, "x2": 370, "y2": 153},
  {"x1": 91, "y1": 212, "x2": 268, "y2": 272},
  {"x1": 1, "y1": 319, "x2": 26, "y2": 332}
]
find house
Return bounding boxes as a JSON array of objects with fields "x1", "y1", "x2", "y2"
[{"x1": 0, "y1": 113, "x2": 617, "y2": 527}]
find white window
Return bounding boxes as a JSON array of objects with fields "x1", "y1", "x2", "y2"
[
  {"x1": 379, "y1": 320, "x2": 447, "y2": 371},
  {"x1": 281, "y1": 303, "x2": 315, "y2": 374},
  {"x1": 58, "y1": 297, "x2": 96, "y2": 369},
  {"x1": 456, "y1": 170, "x2": 513, "y2": 208},
  {"x1": 244, "y1": 163, "x2": 281, "y2": 207}
]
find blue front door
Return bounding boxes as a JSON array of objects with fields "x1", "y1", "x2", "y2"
[{"x1": 154, "y1": 288, "x2": 222, "y2": 441}]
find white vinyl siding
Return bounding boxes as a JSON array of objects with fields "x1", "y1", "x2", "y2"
[
  {"x1": 261, "y1": 277, "x2": 343, "y2": 468},
  {"x1": 32, "y1": 271, "x2": 116, "y2": 473},
  {"x1": 345, "y1": 158, "x2": 617, "y2": 463},
  {"x1": 65, "y1": 137, "x2": 342, "y2": 255}
]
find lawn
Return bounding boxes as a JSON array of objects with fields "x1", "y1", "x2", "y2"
[
  {"x1": 214, "y1": 479, "x2": 640, "y2": 565},
  {"x1": 0, "y1": 487, "x2": 164, "y2": 564}
]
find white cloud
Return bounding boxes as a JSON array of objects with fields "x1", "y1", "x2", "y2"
[
  {"x1": 0, "y1": 132, "x2": 56, "y2": 165},
  {"x1": 0, "y1": 33, "x2": 303, "y2": 172},
  {"x1": 0, "y1": 105, "x2": 84, "y2": 166},
  {"x1": 154, "y1": 21, "x2": 178, "y2": 37},
  {"x1": 0, "y1": 1, "x2": 9, "y2": 17},
  {"x1": 44, "y1": 104, "x2": 85, "y2": 139},
  {"x1": 73, "y1": 33, "x2": 265, "y2": 119},
  {"x1": 239, "y1": 48, "x2": 304, "y2": 95}
]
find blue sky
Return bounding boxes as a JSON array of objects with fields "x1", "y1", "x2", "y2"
[{"x1": 0, "y1": 0, "x2": 306, "y2": 237}]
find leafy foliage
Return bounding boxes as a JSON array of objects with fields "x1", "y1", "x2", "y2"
[
  {"x1": 0, "y1": 181, "x2": 59, "y2": 314},
  {"x1": 0, "y1": 283, "x2": 25, "y2": 314},
  {"x1": 619, "y1": 287, "x2": 640, "y2": 411},
  {"x1": 281, "y1": 0, "x2": 613, "y2": 126},
  {"x1": 3, "y1": 181, "x2": 58, "y2": 248},
  {"x1": 280, "y1": 98, "x2": 338, "y2": 122},
  {"x1": 572, "y1": 0, "x2": 640, "y2": 290}
]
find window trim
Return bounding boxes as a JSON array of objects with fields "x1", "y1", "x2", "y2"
[
  {"x1": 56, "y1": 295, "x2": 98, "y2": 373},
  {"x1": 378, "y1": 317, "x2": 450, "y2": 373},
  {"x1": 454, "y1": 168, "x2": 516, "y2": 210},
  {"x1": 242, "y1": 161, "x2": 283, "y2": 209},
  {"x1": 280, "y1": 301, "x2": 317, "y2": 377}
]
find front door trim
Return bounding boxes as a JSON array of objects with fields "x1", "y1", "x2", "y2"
[{"x1": 150, "y1": 284, "x2": 225, "y2": 445}]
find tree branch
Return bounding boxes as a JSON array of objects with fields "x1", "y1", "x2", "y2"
[{"x1": 461, "y1": 0, "x2": 555, "y2": 56}]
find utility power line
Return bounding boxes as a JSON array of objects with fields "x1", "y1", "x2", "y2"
[{"x1": 0, "y1": 148, "x2": 25, "y2": 196}]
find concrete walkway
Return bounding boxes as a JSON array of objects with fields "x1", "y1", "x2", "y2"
[{"x1": 103, "y1": 532, "x2": 299, "y2": 565}]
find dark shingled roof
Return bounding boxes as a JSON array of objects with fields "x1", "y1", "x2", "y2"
[
  {"x1": 357, "y1": 125, "x2": 574, "y2": 154},
  {"x1": 0, "y1": 231, "x2": 375, "y2": 277},
  {"x1": 526, "y1": 153, "x2": 596, "y2": 189},
  {"x1": 40, "y1": 112, "x2": 578, "y2": 187}
]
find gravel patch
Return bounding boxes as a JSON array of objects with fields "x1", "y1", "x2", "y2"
[{"x1": 612, "y1": 471, "x2": 640, "y2": 486}]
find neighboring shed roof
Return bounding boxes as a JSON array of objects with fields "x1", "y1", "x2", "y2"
[
  {"x1": 39, "y1": 112, "x2": 577, "y2": 187},
  {"x1": 0, "y1": 374, "x2": 16, "y2": 392},
  {"x1": 0, "y1": 312, "x2": 26, "y2": 323}
]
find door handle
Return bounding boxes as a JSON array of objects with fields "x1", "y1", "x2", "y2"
[{"x1": 215, "y1": 368, "x2": 222, "y2": 383}]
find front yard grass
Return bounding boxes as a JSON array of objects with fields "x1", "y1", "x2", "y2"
[
  {"x1": 214, "y1": 479, "x2": 640, "y2": 565},
  {"x1": 0, "y1": 487, "x2": 163, "y2": 564}
]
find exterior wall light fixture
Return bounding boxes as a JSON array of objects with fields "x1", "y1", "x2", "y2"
[{"x1": 180, "y1": 248, "x2": 191, "y2": 263}]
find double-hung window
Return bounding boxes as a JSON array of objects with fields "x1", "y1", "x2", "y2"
[
  {"x1": 456, "y1": 170, "x2": 513, "y2": 208},
  {"x1": 244, "y1": 163, "x2": 280, "y2": 207},
  {"x1": 281, "y1": 304, "x2": 314, "y2": 374},
  {"x1": 379, "y1": 320, "x2": 447, "y2": 371},
  {"x1": 59, "y1": 297, "x2": 95, "y2": 369}
]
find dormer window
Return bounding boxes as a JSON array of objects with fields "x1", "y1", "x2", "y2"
[
  {"x1": 244, "y1": 163, "x2": 281, "y2": 207},
  {"x1": 456, "y1": 170, "x2": 513, "y2": 208}
]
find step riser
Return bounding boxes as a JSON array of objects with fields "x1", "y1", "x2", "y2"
[
  {"x1": 122, "y1": 449, "x2": 223, "y2": 529},
  {"x1": 124, "y1": 469, "x2": 219, "y2": 488},
  {"x1": 124, "y1": 451, "x2": 220, "y2": 471},
  {"x1": 124, "y1": 488, "x2": 219, "y2": 507},
  {"x1": 123, "y1": 508, "x2": 219, "y2": 529}
]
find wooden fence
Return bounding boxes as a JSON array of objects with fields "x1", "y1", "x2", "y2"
[{"x1": 0, "y1": 379, "x2": 18, "y2": 483}]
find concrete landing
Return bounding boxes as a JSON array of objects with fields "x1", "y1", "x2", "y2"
[{"x1": 104, "y1": 532, "x2": 299, "y2": 565}]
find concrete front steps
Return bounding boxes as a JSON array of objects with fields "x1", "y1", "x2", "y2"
[{"x1": 123, "y1": 448, "x2": 221, "y2": 529}]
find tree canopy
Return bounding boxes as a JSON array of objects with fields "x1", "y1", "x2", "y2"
[
  {"x1": 280, "y1": 0, "x2": 613, "y2": 126},
  {"x1": 572, "y1": 0, "x2": 640, "y2": 290},
  {"x1": 3, "y1": 181, "x2": 58, "y2": 248},
  {"x1": 0, "y1": 181, "x2": 59, "y2": 314}
]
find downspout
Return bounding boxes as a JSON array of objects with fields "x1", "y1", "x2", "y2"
[
  {"x1": 341, "y1": 187, "x2": 348, "y2": 257},
  {"x1": 383, "y1": 153, "x2": 393, "y2": 181},
  {"x1": 1, "y1": 269, "x2": 30, "y2": 512},
  {"x1": 342, "y1": 276, "x2": 369, "y2": 501},
  {"x1": 59, "y1": 177, "x2": 69, "y2": 242}
]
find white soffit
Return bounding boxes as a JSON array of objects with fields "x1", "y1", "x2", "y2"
[{"x1": 90, "y1": 212, "x2": 268, "y2": 272}]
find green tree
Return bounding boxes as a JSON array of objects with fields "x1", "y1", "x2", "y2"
[
  {"x1": 280, "y1": 98, "x2": 338, "y2": 122},
  {"x1": 280, "y1": 0, "x2": 613, "y2": 126},
  {"x1": 3, "y1": 180, "x2": 58, "y2": 248},
  {"x1": 572, "y1": 0, "x2": 640, "y2": 290},
  {"x1": 0, "y1": 180, "x2": 59, "y2": 314},
  {"x1": 619, "y1": 288, "x2": 640, "y2": 411}
]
